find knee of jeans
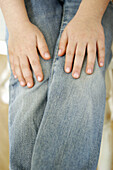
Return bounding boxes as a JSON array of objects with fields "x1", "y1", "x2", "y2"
[
  {"x1": 56, "y1": 56, "x2": 105, "y2": 92},
  {"x1": 77, "y1": 63, "x2": 106, "y2": 101},
  {"x1": 8, "y1": 81, "x2": 37, "y2": 130},
  {"x1": 8, "y1": 108, "x2": 37, "y2": 154}
]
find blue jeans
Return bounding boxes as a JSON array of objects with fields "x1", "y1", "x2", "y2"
[{"x1": 6, "y1": 0, "x2": 113, "y2": 169}]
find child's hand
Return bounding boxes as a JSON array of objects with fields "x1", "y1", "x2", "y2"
[
  {"x1": 8, "y1": 21, "x2": 51, "y2": 88},
  {"x1": 58, "y1": 16, "x2": 105, "y2": 79}
]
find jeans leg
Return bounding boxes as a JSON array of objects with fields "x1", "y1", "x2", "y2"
[
  {"x1": 6, "y1": 0, "x2": 63, "y2": 169},
  {"x1": 31, "y1": 1, "x2": 113, "y2": 170}
]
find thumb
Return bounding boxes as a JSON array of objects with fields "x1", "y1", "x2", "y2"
[
  {"x1": 58, "y1": 30, "x2": 68, "y2": 56},
  {"x1": 37, "y1": 33, "x2": 51, "y2": 60}
]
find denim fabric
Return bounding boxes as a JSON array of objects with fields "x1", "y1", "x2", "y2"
[{"x1": 5, "y1": 0, "x2": 113, "y2": 170}]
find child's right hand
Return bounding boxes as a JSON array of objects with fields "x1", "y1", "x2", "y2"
[{"x1": 8, "y1": 21, "x2": 51, "y2": 88}]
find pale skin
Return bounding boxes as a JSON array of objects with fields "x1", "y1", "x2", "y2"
[{"x1": 0, "y1": 0, "x2": 110, "y2": 88}]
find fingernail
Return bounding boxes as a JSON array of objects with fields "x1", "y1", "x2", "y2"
[
  {"x1": 73, "y1": 72, "x2": 79, "y2": 78},
  {"x1": 58, "y1": 49, "x2": 62, "y2": 56},
  {"x1": 65, "y1": 67, "x2": 70, "y2": 73},
  {"x1": 37, "y1": 76, "x2": 42, "y2": 81},
  {"x1": 87, "y1": 68, "x2": 92, "y2": 74},
  {"x1": 45, "y1": 52, "x2": 51, "y2": 58},
  {"x1": 20, "y1": 81, "x2": 25, "y2": 86},
  {"x1": 27, "y1": 82, "x2": 31, "y2": 87},
  {"x1": 100, "y1": 62, "x2": 104, "y2": 67},
  {"x1": 14, "y1": 75, "x2": 17, "y2": 78}
]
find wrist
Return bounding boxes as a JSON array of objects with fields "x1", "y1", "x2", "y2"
[
  {"x1": 75, "y1": 7, "x2": 102, "y2": 23},
  {"x1": 74, "y1": 0, "x2": 110, "y2": 24},
  {"x1": 73, "y1": 11, "x2": 101, "y2": 25},
  {"x1": 8, "y1": 19, "x2": 30, "y2": 35}
]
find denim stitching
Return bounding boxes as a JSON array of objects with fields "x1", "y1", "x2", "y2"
[{"x1": 47, "y1": 3, "x2": 66, "y2": 99}]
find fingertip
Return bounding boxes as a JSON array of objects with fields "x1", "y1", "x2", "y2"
[
  {"x1": 44, "y1": 52, "x2": 51, "y2": 60},
  {"x1": 20, "y1": 81, "x2": 26, "y2": 86},
  {"x1": 73, "y1": 72, "x2": 79, "y2": 79},
  {"x1": 99, "y1": 61, "x2": 104, "y2": 67},
  {"x1": 27, "y1": 82, "x2": 34, "y2": 88},
  {"x1": 37, "y1": 75, "x2": 44, "y2": 82},
  {"x1": 58, "y1": 49, "x2": 64, "y2": 56},
  {"x1": 86, "y1": 68, "x2": 93, "y2": 75},
  {"x1": 14, "y1": 74, "x2": 17, "y2": 79}
]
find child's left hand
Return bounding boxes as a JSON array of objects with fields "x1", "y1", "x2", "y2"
[{"x1": 58, "y1": 15, "x2": 105, "y2": 79}]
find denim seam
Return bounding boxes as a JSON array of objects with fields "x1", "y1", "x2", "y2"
[
  {"x1": 47, "y1": 4, "x2": 66, "y2": 93},
  {"x1": 9, "y1": 82, "x2": 15, "y2": 104}
]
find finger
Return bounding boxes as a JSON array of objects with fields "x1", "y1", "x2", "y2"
[
  {"x1": 14, "y1": 56, "x2": 26, "y2": 87},
  {"x1": 64, "y1": 41, "x2": 76, "y2": 73},
  {"x1": 58, "y1": 30, "x2": 68, "y2": 56},
  {"x1": 20, "y1": 56, "x2": 34, "y2": 88},
  {"x1": 37, "y1": 34, "x2": 51, "y2": 60},
  {"x1": 9, "y1": 51, "x2": 17, "y2": 78},
  {"x1": 72, "y1": 42, "x2": 86, "y2": 78},
  {"x1": 86, "y1": 42, "x2": 96, "y2": 74},
  {"x1": 97, "y1": 39, "x2": 105, "y2": 67},
  {"x1": 28, "y1": 48, "x2": 44, "y2": 82}
]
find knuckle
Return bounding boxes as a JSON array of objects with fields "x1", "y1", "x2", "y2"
[
  {"x1": 88, "y1": 48, "x2": 96, "y2": 55},
  {"x1": 18, "y1": 77, "x2": 23, "y2": 81},
  {"x1": 99, "y1": 36, "x2": 105, "y2": 42},
  {"x1": 87, "y1": 61, "x2": 94, "y2": 66},
  {"x1": 38, "y1": 34, "x2": 45, "y2": 43},
  {"x1": 16, "y1": 71, "x2": 21, "y2": 76},
  {"x1": 76, "y1": 50, "x2": 83, "y2": 57},
  {"x1": 98, "y1": 47, "x2": 105, "y2": 59},
  {"x1": 69, "y1": 34, "x2": 75, "y2": 41},
  {"x1": 23, "y1": 70, "x2": 32, "y2": 77},
  {"x1": 66, "y1": 50, "x2": 73, "y2": 57},
  {"x1": 40, "y1": 45, "x2": 48, "y2": 53},
  {"x1": 99, "y1": 53, "x2": 105, "y2": 59},
  {"x1": 14, "y1": 63, "x2": 20, "y2": 70},
  {"x1": 65, "y1": 59, "x2": 72, "y2": 65},
  {"x1": 14, "y1": 70, "x2": 21, "y2": 77},
  {"x1": 16, "y1": 74, "x2": 22, "y2": 80},
  {"x1": 99, "y1": 56, "x2": 105, "y2": 60},
  {"x1": 73, "y1": 67, "x2": 81, "y2": 75},
  {"x1": 99, "y1": 47, "x2": 105, "y2": 53},
  {"x1": 24, "y1": 73, "x2": 32, "y2": 80},
  {"x1": 75, "y1": 64, "x2": 81, "y2": 71},
  {"x1": 39, "y1": 32, "x2": 45, "y2": 39},
  {"x1": 31, "y1": 58, "x2": 39, "y2": 66},
  {"x1": 40, "y1": 45, "x2": 46, "y2": 50},
  {"x1": 89, "y1": 34, "x2": 94, "y2": 40},
  {"x1": 77, "y1": 33, "x2": 86, "y2": 41},
  {"x1": 59, "y1": 42, "x2": 64, "y2": 48},
  {"x1": 35, "y1": 71, "x2": 42, "y2": 77},
  {"x1": 32, "y1": 60, "x2": 39, "y2": 66},
  {"x1": 21, "y1": 63, "x2": 29, "y2": 70},
  {"x1": 99, "y1": 32, "x2": 105, "y2": 41},
  {"x1": 14, "y1": 63, "x2": 20, "y2": 69},
  {"x1": 59, "y1": 39, "x2": 63, "y2": 45}
]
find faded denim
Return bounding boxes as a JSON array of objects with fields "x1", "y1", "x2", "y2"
[{"x1": 5, "y1": 0, "x2": 113, "y2": 169}]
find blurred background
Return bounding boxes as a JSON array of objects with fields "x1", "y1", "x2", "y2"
[{"x1": 0, "y1": 7, "x2": 113, "y2": 170}]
